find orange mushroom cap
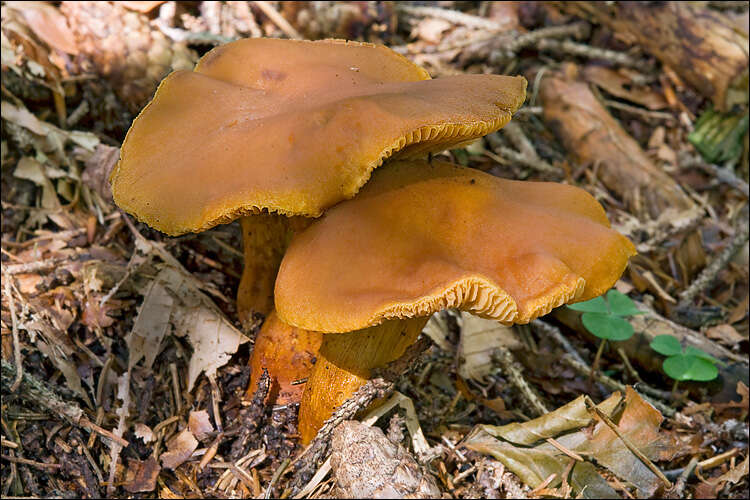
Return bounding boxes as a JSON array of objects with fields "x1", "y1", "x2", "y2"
[
  {"x1": 110, "y1": 38, "x2": 526, "y2": 235},
  {"x1": 275, "y1": 159, "x2": 636, "y2": 333}
]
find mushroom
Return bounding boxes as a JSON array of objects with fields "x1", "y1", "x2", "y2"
[
  {"x1": 274, "y1": 159, "x2": 637, "y2": 443},
  {"x1": 247, "y1": 310, "x2": 322, "y2": 404},
  {"x1": 109, "y1": 37, "x2": 526, "y2": 329},
  {"x1": 109, "y1": 38, "x2": 527, "y2": 403}
]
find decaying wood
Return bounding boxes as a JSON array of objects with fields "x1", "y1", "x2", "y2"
[
  {"x1": 559, "y1": 1, "x2": 749, "y2": 110},
  {"x1": 330, "y1": 421, "x2": 441, "y2": 499},
  {"x1": 540, "y1": 64, "x2": 695, "y2": 219},
  {"x1": 554, "y1": 301, "x2": 749, "y2": 401}
]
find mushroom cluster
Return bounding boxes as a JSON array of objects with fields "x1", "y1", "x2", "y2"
[
  {"x1": 111, "y1": 37, "x2": 527, "y2": 404},
  {"x1": 110, "y1": 37, "x2": 635, "y2": 443}
]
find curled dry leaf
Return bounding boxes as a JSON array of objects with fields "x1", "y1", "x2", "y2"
[
  {"x1": 160, "y1": 429, "x2": 199, "y2": 470},
  {"x1": 188, "y1": 410, "x2": 214, "y2": 442},
  {"x1": 123, "y1": 456, "x2": 160, "y2": 493},
  {"x1": 583, "y1": 65, "x2": 668, "y2": 110},
  {"x1": 465, "y1": 387, "x2": 682, "y2": 498},
  {"x1": 457, "y1": 312, "x2": 522, "y2": 382},
  {"x1": 134, "y1": 423, "x2": 154, "y2": 444},
  {"x1": 5, "y1": 1, "x2": 78, "y2": 54}
]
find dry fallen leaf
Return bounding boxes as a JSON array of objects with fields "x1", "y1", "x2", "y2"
[
  {"x1": 188, "y1": 410, "x2": 214, "y2": 442},
  {"x1": 160, "y1": 429, "x2": 198, "y2": 470},
  {"x1": 705, "y1": 323, "x2": 746, "y2": 347},
  {"x1": 584, "y1": 65, "x2": 668, "y2": 110},
  {"x1": 465, "y1": 387, "x2": 682, "y2": 498},
  {"x1": 457, "y1": 312, "x2": 522, "y2": 382},
  {"x1": 134, "y1": 423, "x2": 155, "y2": 444},
  {"x1": 123, "y1": 456, "x2": 160, "y2": 493}
]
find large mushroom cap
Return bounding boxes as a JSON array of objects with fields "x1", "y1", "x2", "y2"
[
  {"x1": 275, "y1": 160, "x2": 636, "y2": 333},
  {"x1": 110, "y1": 38, "x2": 526, "y2": 235}
]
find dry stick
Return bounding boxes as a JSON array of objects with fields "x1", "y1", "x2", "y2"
[
  {"x1": 538, "y1": 38, "x2": 643, "y2": 67},
  {"x1": 0, "y1": 359, "x2": 130, "y2": 447},
  {"x1": 2, "y1": 257, "x2": 70, "y2": 275},
  {"x1": 493, "y1": 346, "x2": 549, "y2": 417},
  {"x1": 561, "y1": 354, "x2": 676, "y2": 417},
  {"x1": 490, "y1": 22, "x2": 590, "y2": 63},
  {"x1": 396, "y1": 4, "x2": 512, "y2": 31},
  {"x1": 500, "y1": 122, "x2": 561, "y2": 175},
  {"x1": 584, "y1": 396, "x2": 672, "y2": 489},
  {"x1": 676, "y1": 209, "x2": 750, "y2": 309},
  {"x1": 253, "y1": 1, "x2": 301, "y2": 39},
  {"x1": 1, "y1": 455, "x2": 61, "y2": 470},
  {"x1": 680, "y1": 154, "x2": 749, "y2": 197},
  {"x1": 264, "y1": 458, "x2": 290, "y2": 499},
  {"x1": 535, "y1": 320, "x2": 677, "y2": 414},
  {"x1": 3, "y1": 279, "x2": 22, "y2": 392},
  {"x1": 288, "y1": 336, "x2": 433, "y2": 495},
  {"x1": 669, "y1": 456, "x2": 699, "y2": 498}
]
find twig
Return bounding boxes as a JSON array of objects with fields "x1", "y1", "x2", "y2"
[
  {"x1": 0, "y1": 360, "x2": 129, "y2": 446},
  {"x1": 1, "y1": 455, "x2": 61, "y2": 470},
  {"x1": 680, "y1": 154, "x2": 749, "y2": 197},
  {"x1": 500, "y1": 121, "x2": 559, "y2": 175},
  {"x1": 264, "y1": 458, "x2": 290, "y2": 498},
  {"x1": 493, "y1": 346, "x2": 549, "y2": 417},
  {"x1": 3, "y1": 280, "x2": 22, "y2": 392},
  {"x1": 495, "y1": 146, "x2": 561, "y2": 175},
  {"x1": 253, "y1": 1, "x2": 301, "y2": 39},
  {"x1": 490, "y1": 22, "x2": 590, "y2": 63},
  {"x1": 602, "y1": 99, "x2": 677, "y2": 123},
  {"x1": 668, "y1": 456, "x2": 699, "y2": 498},
  {"x1": 676, "y1": 208, "x2": 750, "y2": 308},
  {"x1": 532, "y1": 320, "x2": 587, "y2": 365},
  {"x1": 208, "y1": 373, "x2": 224, "y2": 433},
  {"x1": 2, "y1": 256, "x2": 69, "y2": 275},
  {"x1": 538, "y1": 38, "x2": 644, "y2": 67},
  {"x1": 560, "y1": 355, "x2": 676, "y2": 417},
  {"x1": 584, "y1": 396, "x2": 672, "y2": 489},
  {"x1": 396, "y1": 4, "x2": 514, "y2": 31}
]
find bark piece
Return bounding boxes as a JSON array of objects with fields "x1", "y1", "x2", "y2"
[
  {"x1": 540, "y1": 64, "x2": 694, "y2": 219},
  {"x1": 559, "y1": 1, "x2": 749, "y2": 111},
  {"x1": 330, "y1": 421, "x2": 441, "y2": 499}
]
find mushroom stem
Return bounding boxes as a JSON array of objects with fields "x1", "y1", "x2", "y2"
[
  {"x1": 298, "y1": 317, "x2": 429, "y2": 444},
  {"x1": 237, "y1": 214, "x2": 309, "y2": 331},
  {"x1": 246, "y1": 310, "x2": 323, "y2": 405}
]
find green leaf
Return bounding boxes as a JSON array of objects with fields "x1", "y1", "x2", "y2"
[
  {"x1": 569, "y1": 296, "x2": 609, "y2": 314},
  {"x1": 663, "y1": 355, "x2": 719, "y2": 382},
  {"x1": 606, "y1": 290, "x2": 643, "y2": 317},
  {"x1": 684, "y1": 346, "x2": 721, "y2": 364},
  {"x1": 650, "y1": 335, "x2": 683, "y2": 357},
  {"x1": 581, "y1": 313, "x2": 633, "y2": 341}
]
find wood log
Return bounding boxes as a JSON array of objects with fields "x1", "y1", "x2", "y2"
[
  {"x1": 540, "y1": 64, "x2": 695, "y2": 219},
  {"x1": 554, "y1": 302, "x2": 749, "y2": 403},
  {"x1": 558, "y1": 1, "x2": 749, "y2": 111}
]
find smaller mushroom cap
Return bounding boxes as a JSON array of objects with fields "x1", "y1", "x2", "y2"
[
  {"x1": 110, "y1": 38, "x2": 526, "y2": 235},
  {"x1": 275, "y1": 160, "x2": 636, "y2": 333}
]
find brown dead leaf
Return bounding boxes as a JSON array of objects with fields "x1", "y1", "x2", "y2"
[
  {"x1": 5, "y1": 1, "x2": 78, "y2": 54},
  {"x1": 457, "y1": 313, "x2": 522, "y2": 381},
  {"x1": 706, "y1": 324, "x2": 746, "y2": 347},
  {"x1": 134, "y1": 423, "x2": 154, "y2": 444},
  {"x1": 466, "y1": 388, "x2": 682, "y2": 498},
  {"x1": 412, "y1": 18, "x2": 452, "y2": 44},
  {"x1": 81, "y1": 297, "x2": 116, "y2": 329},
  {"x1": 160, "y1": 429, "x2": 198, "y2": 470},
  {"x1": 584, "y1": 66, "x2": 668, "y2": 110},
  {"x1": 188, "y1": 410, "x2": 214, "y2": 442},
  {"x1": 123, "y1": 456, "x2": 160, "y2": 493}
]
